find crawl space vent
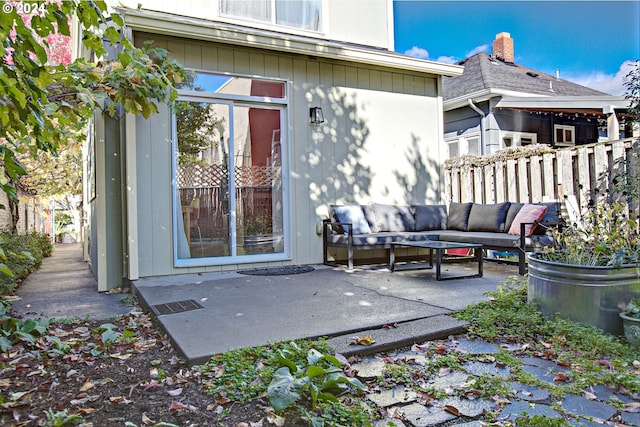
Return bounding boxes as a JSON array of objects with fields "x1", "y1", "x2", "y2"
[{"x1": 151, "y1": 299, "x2": 203, "y2": 315}]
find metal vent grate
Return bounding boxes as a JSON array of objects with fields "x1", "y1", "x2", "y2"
[{"x1": 151, "y1": 299, "x2": 203, "y2": 316}]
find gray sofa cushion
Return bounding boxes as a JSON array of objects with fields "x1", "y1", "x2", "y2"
[
  {"x1": 504, "y1": 202, "x2": 524, "y2": 231},
  {"x1": 330, "y1": 205, "x2": 371, "y2": 234},
  {"x1": 371, "y1": 203, "x2": 415, "y2": 232},
  {"x1": 467, "y1": 202, "x2": 511, "y2": 232},
  {"x1": 326, "y1": 231, "x2": 440, "y2": 246},
  {"x1": 447, "y1": 202, "x2": 473, "y2": 231},
  {"x1": 436, "y1": 230, "x2": 555, "y2": 248},
  {"x1": 362, "y1": 205, "x2": 378, "y2": 232},
  {"x1": 413, "y1": 204, "x2": 448, "y2": 231}
]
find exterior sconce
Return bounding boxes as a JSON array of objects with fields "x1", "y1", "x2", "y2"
[{"x1": 309, "y1": 107, "x2": 324, "y2": 125}]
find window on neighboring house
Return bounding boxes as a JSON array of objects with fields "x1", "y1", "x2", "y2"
[
  {"x1": 446, "y1": 135, "x2": 479, "y2": 158},
  {"x1": 500, "y1": 131, "x2": 537, "y2": 149},
  {"x1": 448, "y1": 141, "x2": 459, "y2": 158},
  {"x1": 467, "y1": 137, "x2": 480, "y2": 155},
  {"x1": 220, "y1": 0, "x2": 321, "y2": 32},
  {"x1": 554, "y1": 125, "x2": 575, "y2": 146}
]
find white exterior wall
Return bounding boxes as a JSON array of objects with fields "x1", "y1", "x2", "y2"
[
  {"x1": 130, "y1": 34, "x2": 444, "y2": 278},
  {"x1": 118, "y1": 0, "x2": 392, "y2": 50}
]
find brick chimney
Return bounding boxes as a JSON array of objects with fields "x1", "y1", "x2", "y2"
[{"x1": 493, "y1": 32, "x2": 514, "y2": 63}]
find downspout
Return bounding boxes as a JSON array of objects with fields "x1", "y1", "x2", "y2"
[{"x1": 468, "y1": 99, "x2": 486, "y2": 155}]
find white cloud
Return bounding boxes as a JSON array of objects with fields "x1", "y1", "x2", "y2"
[
  {"x1": 404, "y1": 46, "x2": 429, "y2": 59},
  {"x1": 466, "y1": 44, "x2": 489, "y2": 57},
  {"x1": 435, "y1": 55, "x2": 458, "y2": 64},
  {"x1": 564, "y1": 60, "x2": 636, "y2": 95},
  {"x1": 404, "y1": 46, "x2": 460, "y2": 64}
]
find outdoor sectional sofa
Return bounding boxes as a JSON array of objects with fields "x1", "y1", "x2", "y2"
[{"x1": 323, "y1": 201, "x2": 560, "y2": 275}]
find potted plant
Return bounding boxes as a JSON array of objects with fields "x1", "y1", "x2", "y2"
[
  {"x1": 620, "y1": 298, "x2": 640, "y2": 346},
  {"x1": 527, "y1": 189, "x2": 640, "y2": 336}
]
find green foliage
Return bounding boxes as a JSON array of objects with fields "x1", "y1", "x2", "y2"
[
  {"x1": 514, "y1": 414, "x2": 569, "y2": 427},
  {"x1": 0, "y1": 0, "x2": 187, "y2": 202},
  {"x1": 202, "y1": 339, "x2": 332, "y2": 402},
  {"x1": 454, "y1": 276, "x2": 547, "y2": 342},
  {"x1": 299, "y1": 399, "x2": 375, "y2": 427},
  {"x1": 267, "y1": 348, "x2": 365, "y2": 412},
  {"x1": 622, "y1": 298, "x2": 640, "y2": 319},
  {"x1": 0, "y1": 231, "x2": 53, "y2": 294},
  {"x1": 456, "y1": 277, "x2": 640, "y2": 396},
  {"x1": 0, "y1": 300, "x2": 48, "y2": 351},
  {"x1": 623, "y1": 60, "x2": 640, "y2": 123},
  {"x1": 44, "y1": 409, "x2": 85, "y2": 426},
  {"x1": 538, "y1": 200, "x2": 639, "y2": 267}
]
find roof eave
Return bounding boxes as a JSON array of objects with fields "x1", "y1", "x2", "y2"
[
  {"x1": 443, "y1": 88, "x2": 543, "y2": 111},
  {"x1": 496, "y1": 95, "x2": 630, "y2": 110},
  {"x1": 119, "y1": 8, "x2": 464, "y2": 77}
]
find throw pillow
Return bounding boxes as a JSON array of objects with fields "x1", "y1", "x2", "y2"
[
  {"x1": 413, "y1": 204, "x2": 448, "y2": 231},
  {"x1": 467, "y1": 202, "x2": 511, "y2": 232},
  {"x1": 447, "y1": 202, "x2": 474, "y2": 231},
  {"x1": 507, "y1": 204, "x2": 547, "y2": 236},
  {"x1": 331, "y1": 205, "x2": 371, "y2": 234}
]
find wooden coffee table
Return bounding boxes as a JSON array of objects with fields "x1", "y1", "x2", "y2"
[{"x1": 389, "y1": 240, "x2": 483, "y2": 280}]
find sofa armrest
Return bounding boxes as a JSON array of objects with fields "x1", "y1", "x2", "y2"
[
  {"x1": 519, "y1": 221, "x2": 560, "y2": 250},
  {"x1": 323, "y1": 219, "x2": 354, "y2": 236}
]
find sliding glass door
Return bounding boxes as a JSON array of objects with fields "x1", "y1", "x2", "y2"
[{"x1": 173, "y1": 74, "x2": 288, "y2": 266}]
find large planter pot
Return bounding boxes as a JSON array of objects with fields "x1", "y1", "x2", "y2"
[
  {"x1": 620, "y1": 313, "x2": 640, "y2": 346},
  {"x1": 527, "y1": 254, "x2": 640, "y2": 335}
]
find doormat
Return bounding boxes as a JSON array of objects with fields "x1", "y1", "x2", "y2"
[
  {"x1": 238, "y1": 265, "x2": 315, "y2": 276},
  {"x1": 151, "y1": 299, "x2": 203, "y2": 316}
]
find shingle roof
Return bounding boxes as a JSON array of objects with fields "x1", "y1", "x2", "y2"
[{"x1": 442, "y1": 52, "x2": 608, "y2": 100}]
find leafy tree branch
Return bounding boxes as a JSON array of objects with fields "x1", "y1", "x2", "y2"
[{"x1": 1, "y1": 0, "x2": 187, "y2": 210}]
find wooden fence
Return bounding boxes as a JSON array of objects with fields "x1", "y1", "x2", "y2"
[{"x1": 444, "y1": 138, "x2": 640, "y2": 216}]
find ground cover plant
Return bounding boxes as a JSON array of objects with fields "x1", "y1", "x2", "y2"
[
  {"x1": 0, "y1": 231, "x2": 53, "y2": 294},
  {"x1": 1, "y1": 275, "x2": 638, "y2": 426}
]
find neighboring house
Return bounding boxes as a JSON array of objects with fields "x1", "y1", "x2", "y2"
[
  {"x1": 83, "y1": 1, "x2": 463, "y2": 290},
  {"x1": 443, "y1": 32, "x2": 632, "y2": 158}
]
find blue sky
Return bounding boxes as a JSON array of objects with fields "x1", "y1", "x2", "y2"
[{"x1": 393, "y1": 1, "x2": 640, "y2": 95}]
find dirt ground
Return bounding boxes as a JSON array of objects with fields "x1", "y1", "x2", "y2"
[{"x1": 0, "y1": 309, "x2": 297, "y2": 427}]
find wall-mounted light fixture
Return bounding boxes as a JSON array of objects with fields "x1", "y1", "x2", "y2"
[{"x1": 309, "y1": 107, "x2": 324, "y2": 125}]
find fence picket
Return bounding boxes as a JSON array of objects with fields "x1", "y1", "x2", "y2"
[{"x1": 443, "y1": 138, "x2": 638, "y2": 210}]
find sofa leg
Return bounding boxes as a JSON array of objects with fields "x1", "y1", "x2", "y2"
[
  {"x1": 518, "y1": 252, "x2": 526, "y2": 275},
  {"x1": 347, "y1": 246, "x2": 354, "y2": 270}
]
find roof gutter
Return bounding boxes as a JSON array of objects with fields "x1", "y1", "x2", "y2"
[
  {"x1": 118, "y1": 8, "x2": 464, "y2": 77},
  {"x1": 467, "y1": 99, "x2": 486, "y2": 156}
]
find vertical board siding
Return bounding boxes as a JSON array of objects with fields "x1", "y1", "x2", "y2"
[
  {"x1": 444, "y1": 139, "x2": 640, "y2": 216},
  {"x1": 134, "y1": 34, "x2": 442, "y2": 275}
]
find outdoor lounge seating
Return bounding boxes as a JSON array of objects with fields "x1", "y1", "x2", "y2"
[{"x1": 323, "y1": 201, "x2": 560, "y2": 275}]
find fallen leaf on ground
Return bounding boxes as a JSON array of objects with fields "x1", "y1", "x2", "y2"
[
  {"x1": 348, "y1": 335, "x2": 376, "y2": 346},
  {"x1": 167, "y1": 388, "x2": 183, "y2": 397},
  {"x1": 553, "y1": 373, "x2": 569, "y2": 382},
  {"x1": 443, "y1": 404, "x2": 460, "y2": 416},
  {"x1": 169, "y1": 401, "x2": 195, "y2": 411}
]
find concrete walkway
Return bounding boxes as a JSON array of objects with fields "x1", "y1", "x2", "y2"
[{"x1": 11, "y1": 243, "x2": 132, "y2": 320}]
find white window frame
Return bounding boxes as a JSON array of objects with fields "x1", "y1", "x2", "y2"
[
  {"x1": 554, "y1": 125, "x2": 575, "y2": 146},
  {"x1": 445, "y1": 133, "x2": 480, "y2": 158},
  {"x1": 500, "y1": 131, "x2": 538, "y2": 149},
  {"x1": 172, "y1": 71, "x2": 291, "y2": 267}
]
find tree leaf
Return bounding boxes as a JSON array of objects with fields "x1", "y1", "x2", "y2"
[{"x1": 267, "y1": 367, "x2": 308, "y2": 412}]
